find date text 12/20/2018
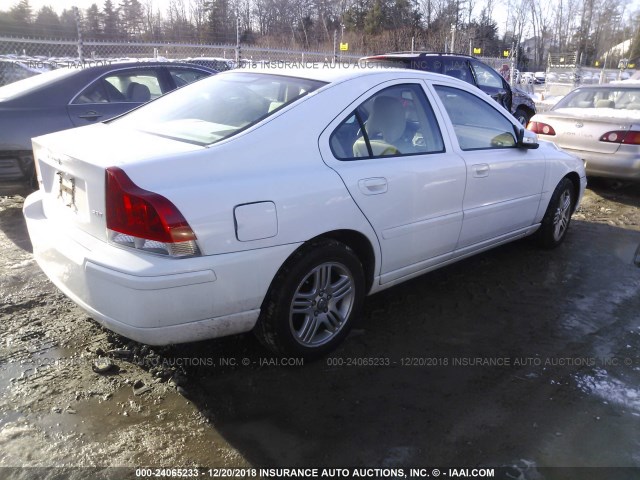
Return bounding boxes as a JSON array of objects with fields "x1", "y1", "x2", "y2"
[
  {"x1": 325, "y1": 357, "x2": 452, "y2": 367},
  {"x1": 136, "y1": 467, "x2": 496, "y2": 478}
]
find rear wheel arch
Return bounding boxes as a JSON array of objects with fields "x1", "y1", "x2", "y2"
[
  {"x1": 313, "y1": 230, "x2": 376, "y2": 294},
  {"x1": 259, "y1": 229, "x2": 377, "y2": 318}
]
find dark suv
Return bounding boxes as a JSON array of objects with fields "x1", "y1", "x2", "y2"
[{"x1": 360, "y1": 52, "x2": 536, "y2": 125}]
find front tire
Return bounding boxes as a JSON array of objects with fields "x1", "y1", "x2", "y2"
[
  {"x1": 254, "y1": 239, "x2": 365, "y2": 359},
  {"x1": 536, "y1": 178, "x2": 575, "y2": 249},
  {"x1": 514, "y1": 107, "x2": 530, "y2": 125}
]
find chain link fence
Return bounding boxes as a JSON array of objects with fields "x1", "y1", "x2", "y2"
[
  {"x1": 543, "y1": 52, "x2": 636, "y2": 98},
  {"x1": 0, "y1": 35, "x2": 365, "y2": 86}
]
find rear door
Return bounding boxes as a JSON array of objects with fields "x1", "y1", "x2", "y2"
[{"x1": 319, "y1": 80, "x2": 467, "y2": 284}]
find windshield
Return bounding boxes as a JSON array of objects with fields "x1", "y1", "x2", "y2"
[
  {"x1": 553, "y1": 87, "x2": 640, "y2": 111},
  {"x1": 114, "y1": 72, "x2": 326, "y2": 145}
]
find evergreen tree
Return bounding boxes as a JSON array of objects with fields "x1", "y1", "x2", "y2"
[
  {"x1": 59, "y1": 8, "x2": 78, "y2": 38},
  {"x1": 10, "y1": 0, "x2": 32, "y2": 26},
  {"x1": 85, "y1": 3, "x2": 102, "y2": 37},
  {"x1": 34, "y1": 6, "x2": 61, "y2": 37},
  {"x1": 102, "y1": 0, "x2": 119, "y2": 38}
]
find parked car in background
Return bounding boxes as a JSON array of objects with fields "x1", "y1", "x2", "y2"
[
  {"x1": 528, "y1": 84, "x2": 640, "y2": 180},
  {"x1": 520, "y1": 72, "x2": 535, "y2": 84},
  {"x1": 0, "y1": 57, "x2": 53, "y2": 86},
  {"x1": 534, "y1": 71, "x2": 546, "y2": 84},
  {"x1": 360, "y1": 52, "x2": 537, "y2": 125},
  {"x1": 24, "y1": 67, "x2": 585, "y2": 359},
  {"x1": 0, "y1": 61, "x2": 215, "y2": 191}
]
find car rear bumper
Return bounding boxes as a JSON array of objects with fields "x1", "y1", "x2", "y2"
[
  {"x1": 563, "y1": 148, "x2": 640, "y2": 180},
  {"x1": 23, "y1": 191, "x2": 299, "y2": 345}
]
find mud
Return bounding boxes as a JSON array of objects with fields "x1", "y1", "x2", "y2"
[{"x1": 1, "y1": 180, "x2": 639, "y2": 476}]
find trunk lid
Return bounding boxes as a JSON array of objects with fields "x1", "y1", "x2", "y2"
[
  {"x1": 33, "y1": 123, "x2": 203, "y2": 241},
  {"x1": 543, "y1": 108, "x2": 637, "y2": 154}
]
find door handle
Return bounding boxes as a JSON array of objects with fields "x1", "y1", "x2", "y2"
[
  {"x1": 358, "y1": 177, "x2": 388, "y2": 195},
  {"x1": 472, "y1": 163, "x2": 490, "y2": 178},
  {"x1": 78, "y1": 111, "x2": 103, "y2": 120}
]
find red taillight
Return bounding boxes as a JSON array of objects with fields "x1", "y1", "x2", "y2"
[
  {"x1": 106, "y1": 167, "x2": 199, "y2": 257},
  {"x1": 599, "y1": 130, "x2": 640, "y2": 145},
  {"x1": 527, "y1": 121, "x2": 556, "y2": 136}
]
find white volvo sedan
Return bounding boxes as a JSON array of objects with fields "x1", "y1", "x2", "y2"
[{"x1": 23, "y1": 68, "x2": 586, "y2": 359}]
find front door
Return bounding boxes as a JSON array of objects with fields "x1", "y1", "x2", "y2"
[{"x1": 433, "y1": 84, "x2": 546, "y2": 249}]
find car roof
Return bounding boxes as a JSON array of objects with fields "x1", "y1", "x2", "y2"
[
  {"x1": 571, "y1": 84, "x2": 640, "y2": 90},
  {"x1": 361, "y1": 52, "x2": 476, "y2": 60},
  {"x1": 226, "y1": 65, "x2": 459, "y2": 84}
]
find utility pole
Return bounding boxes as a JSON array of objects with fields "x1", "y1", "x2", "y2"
[
  {"x1": 235, "y1": 16, "x2": 240, "y2": 65},
  {"x1": 74, "y1": 7, "x2": 84, "y2": 63},
  {"x1": 450, "y1": 24, "x2": 455, "y2": 53}
]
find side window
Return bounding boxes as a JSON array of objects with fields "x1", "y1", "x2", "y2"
[
  {"x1": 470, "y1": 60, "x2": 504, "y2": 89},
  {"x1": 435, "y1": 86, "x2": 516, "y2": 151},
  {"x1": 168, "y1": 68, "x2": 210, "y2": 88},
  {"x1": 330, "y1": 84, "x2": 445, "y2": 160},
  {"x1": 442, "y1": 58, "x2": 474, "y2": 85},
  {"x1": 73, "y1": 70, "x2": 162, "y2": 104}
]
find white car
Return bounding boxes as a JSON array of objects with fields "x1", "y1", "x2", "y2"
[
  {"x1": 535, "y1": 71, "x2": 546, "y2": 84},
  {"x1": 23, "y1": 68, "x2": 587, "y2": 358}
]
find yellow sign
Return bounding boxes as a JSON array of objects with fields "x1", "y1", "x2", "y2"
[
  {"x1": 630, "y1": 63, "x2": 636, "y2": 68},
  {"x1": 473, "y1": 47, "x2": 482, "y2": 55},
  {"x1": 594, "y1": 61, "x2": 600, "y2": 66},
  {"x1": 339, "y1": 42, "x2": 349, "y2": 51},
  {"x1": 503, "y1": 50, "x2": 510, "y2": 57}
]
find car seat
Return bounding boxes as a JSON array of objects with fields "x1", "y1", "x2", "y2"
[
  {"x1": 127, "y1": 82, "x2": 151, "y2": 102},
  {"x1": 353, "y1": 96, "x2": 406, "y2": 156}
]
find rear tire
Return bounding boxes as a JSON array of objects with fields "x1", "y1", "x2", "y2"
[
  {"x1": 254, "y1": 239, "x2": 365, "y2": 360},
  {"x1": 536, "y1": 178, "x2": 575, "y2": 249}
]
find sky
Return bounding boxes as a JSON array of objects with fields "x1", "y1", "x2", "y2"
[
  {"x1": 7, "y1": 0, "x2": 640, "y2": 38},
  {"x1": 9, "y1": 0, "x2": 174, "y2": 13}
]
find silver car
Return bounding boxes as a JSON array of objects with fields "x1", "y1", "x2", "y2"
[{"x1": 528, "y1": 85, "x2": 640, "y2": 180}]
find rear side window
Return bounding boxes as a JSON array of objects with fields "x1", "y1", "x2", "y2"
[
  {"x1": 330, "y1": 84, "x2": 444, "y2": 160},
  {"x1": 441, "y1": 58, "x2": 474, "y2": 85},
  {"x1": 435, "y1": 85, "x2": 516, "y2": 151},
  {"x1": 73, "y1": 69, "x2": 162, "y2": 104},
  {"x1": 168, "y1": 67, "x2": 210, "y2": 87}
]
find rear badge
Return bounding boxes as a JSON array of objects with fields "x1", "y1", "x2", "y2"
[
  {"x1": 575, "y1": 121, "x2": 583, "y2": 128},
  {"x1": 57, "y1": 172, "x2": 77, "y2": 211}
]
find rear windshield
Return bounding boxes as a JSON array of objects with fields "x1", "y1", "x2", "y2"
[
  {"x1": 553, "y1": 87, "x2": 640, "y2": 111},
  {"x1": 114, "y1": 72, "x2": 326, "y2": 145}
]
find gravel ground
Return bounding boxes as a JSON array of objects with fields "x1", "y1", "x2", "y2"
[{"x1": 0, "y1": 180, "x2": 639, "y2": 478}]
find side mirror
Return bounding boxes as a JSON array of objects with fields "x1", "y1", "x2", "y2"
[{"x1": 516, "y1": 127, "x2": 539, "y2": 149}]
